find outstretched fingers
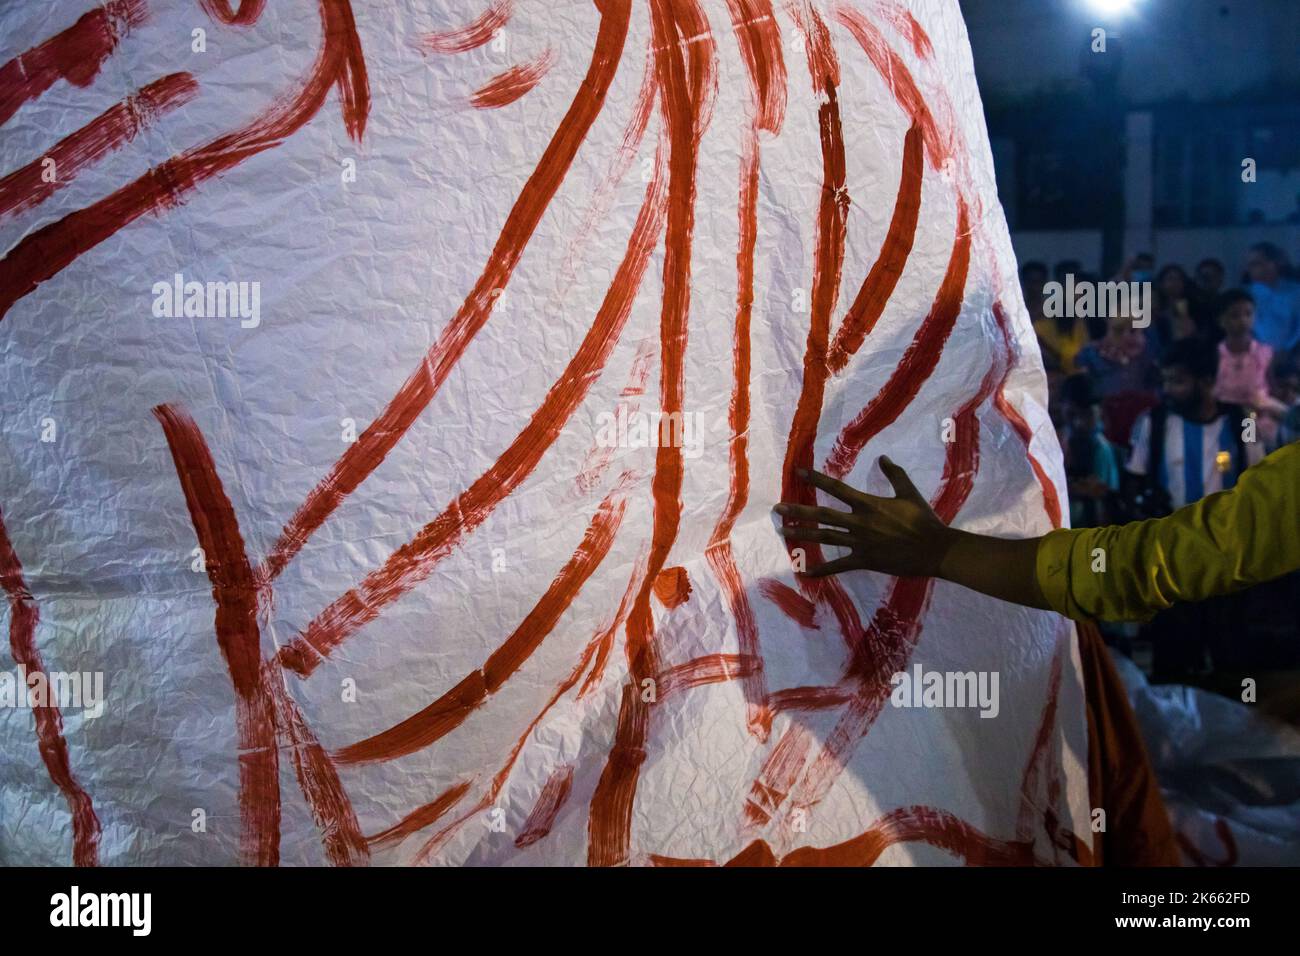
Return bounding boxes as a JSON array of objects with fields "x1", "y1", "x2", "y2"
[
  {"x1": 772, "y1": 502, "x2": 860, "y2": 528},
  {"x1": 778, "y1": 526, "x2": 857, "y2": 548},
  {"x1": 796, "y1": 467, "x2": 865, "y2": 507},
  {"x1": 878, "y1": 455, "x2": 923, "y2": 501}
]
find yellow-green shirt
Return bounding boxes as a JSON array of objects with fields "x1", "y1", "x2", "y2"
[{"x1": 1036, "y1": 442, "x2": 1300, "y2": 622}]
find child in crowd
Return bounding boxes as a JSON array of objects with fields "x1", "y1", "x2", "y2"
[{"x1": 1213, "y1": 289, "x2": 1288, "y2": 445}]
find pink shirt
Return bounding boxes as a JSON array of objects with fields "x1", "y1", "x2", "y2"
[{"x1": 1214, "y1": 339, "x2": 1273, "y2": 407}]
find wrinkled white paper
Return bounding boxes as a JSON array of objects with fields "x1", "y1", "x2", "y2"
[{"x1": 1, "y1": 0, "x2": 1089, "y2": 865}]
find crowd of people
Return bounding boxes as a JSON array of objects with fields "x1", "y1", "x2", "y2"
[{"x1": 1027, "y1": 241, "x2": 1300, "y2": 682}]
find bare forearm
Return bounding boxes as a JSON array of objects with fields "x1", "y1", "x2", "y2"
[{"x1": 936, "y1": 528, "x2": 1051, "y2": 611}]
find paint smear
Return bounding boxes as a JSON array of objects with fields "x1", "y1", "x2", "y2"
[
  {"x1": 825, "y1": 123, "x2": 923, "y2": 375},
  {"x1": 0, "y1": 73, "x2": 198, "y2": 221},
  {"x1": 419, "y1": 0, "x2": 514, "y2": 55},
  {"x1": 267, "y1": 661, "x2": 368, "y2": 865},
  {"x1": 992, "y1": 302, "x2": 1063, "y2": 527},
  {"x1": 154, "y1": 404, "x2": 280, "y2": 867},
  {"x1": 515, "y1": 764, "x2": 574, "y2": 848},
  {"x1": 704, "y1": 0, "x2": 785, "y2": 742},
  {"x1": 198, "y1": 0, "x2": 265, "y2": 25},
  {"x1": 367, "y1": 778, "x2": 475, "y2": 851},
  {"x1": 875, "y1": 1, "x2": 933, "y2": 60},
  {"x1": 835, "y1": 4, "x2": 951, "y2": 169},
  {"x1": 742, "y1": 721, "x2": 811, "y2": 827},
  {"x1": 471, "y1": 48, "x2": 555, "y2": 109},
  {"x1": 658, "y1": 653, "x2": 761, "y2": 700},
  {"x1": 724, "y1": 0, "x2": 787, "y2": 132},
  {"x1": 758, "y1": 578, "x2": 818, "y2": 629},
  {"x1": 0, "y1": 0, "x2": 148, "y2": 127},
  {"x1": 733, "y1": 806, "x2": 1034, "y2": 866},
  {"x1": 651, "y1": 566, "x2": 691, "y2": 608},
  {"x1": 0, "y1": 507, "x2": 101, "y2": 866}
]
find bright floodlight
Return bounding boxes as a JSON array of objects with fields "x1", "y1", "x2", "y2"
[{"x1": 1088, "y1": 0, "x2": 1139, "y2": 14}]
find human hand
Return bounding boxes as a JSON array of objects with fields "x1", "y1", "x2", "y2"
[{"x1": 773, "y1": 456, "x2": 957, "y2": 579}]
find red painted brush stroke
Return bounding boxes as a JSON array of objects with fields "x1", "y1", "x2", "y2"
[
  {"x1": 515, "y1": 764, "x2": 575, "y2": 848},
  {"x1": 0, "y1": 72, "x2": 198, "y2": 221},
  {"x1": 266, "y1": 662, "x2": 368, "y2": 865},
  {"x1": 279, "y1": 132, "x2": 663, "y2": 677},
  {"x1": 651, "y1": 566, "x2": 691, "y2": 608},
  {"x1": 876, "y1": 2, "x2": 933, "y2": 60},
  {"x1": 333, "y1": 486, "x2": 628, "y2": 765},
  {"x1": 155, "y1": 405, "x2": 369, "y2": 865},
  {"x1": 559, "y1": 53, "x2": 658, "y2": 292},
  {"x1": 575, "y1": 340, "x2": 655, "y2": 494},
  {"x1": 415, "y1": 562, "x2": 639, "y2": 863},
  {"x1": 824, "y1": 122, "x2": 923, "y2": 375},
  {"x1": 419, "y1": 0, "x2": 514, "y2": 55},
  {"x1": 732, "y1": 806, "x2": 1035, "y2": 866},
  {"x1": 0, "y1": 0, "x2": 369, "y2": 322},
  {"x1": 742, "y1": 721, "x2": 812, "y2": 827},
  {"x1": 471, "y1": 48, "x2": 555, "y2": 109},
  {"x1": 746, "y1": 351, "x2": 1000, "y2": 832},
  {"x1": 768, "y1": 683, "x2": 852, "y2": 714},
  {"x1": 154, "y1": 404, "x2": 280, "y2": 867},
  {"x1": 992, "y1": 301, "x2": 1063, "y2": 527},
  {"x1": 0, "y1": 508, "x2": 101, "y2": 866},
  {"x1": 658, "y1": 653, "x2": 761, "y2": 700},
  {"x1": 790, "y1": 356, "x2": 1001, "y2": 813},
  {"x1": 0, "y1": 0, "x2": 148, "y2": 127},
  {"x1": 724, "y1": 0, "x2": 787, "y2": 133},
  {"x1": 260, "y1": 0, "x2": 630, "y2": 584},
  {"x1": 1016, "y1": 636, "x2": 1066, "y2": 843},
  {"x1": 367, "y1": 778, "x2": 474, "y2": 851},
  {"x1": 198, "y1": 0, "x2": 265, "y2": 26},
  {"x1": 1014, "y1": 634, "x2": 1092, "y2": 865},
  {"x1": 650, "y1": 854, "x2": 715, "y2": 866},
  {"x1": 705, "y1": 126, "x2": 769, "y2": 737},
  {"x1": 587, "y1": 0, "x2": 715, "y2": 869},
  {"x1": 776, "y1": 0, "x2": 872, "y2": 664},
  {"x1": 758, "y1": 578, "x2": 818, "y2": 629},
  {"x1": 835, "y1": 4, "x2": 951, "y2": 169},
  {"x1": 825, "y1": 197, "x2": 970, "y2": 479},
  {"x1": 705, "y1": 0, "x2": 784, "y2": 742},
  {"x1": 578, "y1": 546, "x2": 649, "y2": 700}
]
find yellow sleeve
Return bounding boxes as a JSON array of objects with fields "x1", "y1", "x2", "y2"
[{"x1": 1035, "y1": 442, "x2": 1300, "y2": 622}]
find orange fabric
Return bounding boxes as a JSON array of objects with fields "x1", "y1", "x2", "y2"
[{"x1": 1078, "y1": 620, "x2": 1181, "y2": 866}]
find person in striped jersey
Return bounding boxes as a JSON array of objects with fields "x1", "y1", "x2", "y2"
[{"x1": 1127, "y1": 337, "x2": 1265, "y2": 512}]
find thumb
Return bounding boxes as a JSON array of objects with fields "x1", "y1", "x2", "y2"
[{"x1": 879, "y1": 455, "x2": 923, "y2": 502}]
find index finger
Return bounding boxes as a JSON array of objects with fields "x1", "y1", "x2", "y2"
[{"x1": 798, "y1": 468, "x2": 887, "y2": 509}]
